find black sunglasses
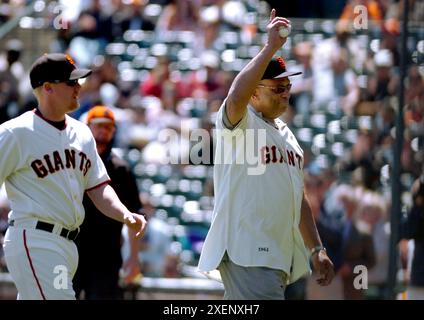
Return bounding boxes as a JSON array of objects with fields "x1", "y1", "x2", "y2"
[
  {"x1": 257, "y1": 83, "x2": 292, "y2": 94},
  {"x1": 50, "y1": 79, "x2": 80, "y2": 87}
]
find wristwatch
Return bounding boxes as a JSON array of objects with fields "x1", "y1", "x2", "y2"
[{"x1": 310, "y1": 245, "x2": 326, "y2": 258}]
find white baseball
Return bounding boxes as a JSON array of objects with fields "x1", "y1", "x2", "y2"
[{"x1": 279, "y1": 24, "x2": 291, "y2": 38}]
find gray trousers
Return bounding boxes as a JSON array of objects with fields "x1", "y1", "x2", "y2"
[{"x1": 218, "y1": 252, "x2": 287, "y2": 300}]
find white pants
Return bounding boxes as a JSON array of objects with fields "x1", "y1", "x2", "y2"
[{"x1": 3, "y1": 226, "x2": 78, "y2": 300}]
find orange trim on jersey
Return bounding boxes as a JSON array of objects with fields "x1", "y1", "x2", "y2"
[
  {"x1": 23, "y1": 229, "x2": 47, "y2": 300},
  {"x1": 85, "y1": 179, "x2": 111, "y2": 192}
]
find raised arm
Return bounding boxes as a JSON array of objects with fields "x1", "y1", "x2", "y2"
[{"x1": 225, "y1": 9, "x2": 290, "y2": 126}]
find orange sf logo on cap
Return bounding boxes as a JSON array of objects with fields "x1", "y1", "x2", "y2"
[
  {"x1": 276, "y1": 57, "x2": 286, "y2": 69},
  {"x1": 65, "y1": 54, "x2": 75, "y2": 66}
]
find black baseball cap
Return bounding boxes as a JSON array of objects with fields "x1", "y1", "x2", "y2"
[
  {"x1": 261, "y1": 56, "x2": 302, "y2": 80},
  {"x1": 30, "y1": 53, "x2": 92, "y2": 89}
]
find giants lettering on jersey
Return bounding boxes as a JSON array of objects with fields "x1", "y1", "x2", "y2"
[
  {"x1": 30, "y1": 149, "x2": 91, "y2": 178},
  {"x1": 261, "y1": 145, "x2": 303, "y2": 169}
]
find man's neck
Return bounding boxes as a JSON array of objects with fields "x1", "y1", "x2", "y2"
[
  {"x1": 35, "y1": 108, "x2": 66, "y2": 130},
  {"x1": 37, "y1": 104, "x2": 66, "y2": 122}
]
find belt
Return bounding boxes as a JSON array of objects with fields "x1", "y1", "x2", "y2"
[{"x1": 9, "y1": 220, "x2": 80, "y2": 241}]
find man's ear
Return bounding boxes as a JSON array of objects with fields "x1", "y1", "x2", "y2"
[
  {"x1": 252, "y1": 88, "x2": 259, "y2": 101},
  {"x1": 43, "y1": 83, "x2": 53, "y2": 93}
]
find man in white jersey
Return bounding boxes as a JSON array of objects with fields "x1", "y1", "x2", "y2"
[
  {"x1": 0, "y1": 53, "x2": 147, "y2": 300},
  {"x1": 198, "y1": 9, "x2": 334, "y2": 299}
]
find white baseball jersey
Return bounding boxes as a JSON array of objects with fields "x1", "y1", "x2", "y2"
[
  {"x1": 0, "y1": 110, "x2": 110, "y2": 229},
  {"x1": 1, "y1": 109, "x2": 110, "y2": 299},
  {"x1": 198, "y1": 102, "x2": 311, "y2": 284}
]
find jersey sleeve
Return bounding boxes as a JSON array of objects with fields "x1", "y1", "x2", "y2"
[
  {"x1": 0, "y1": 127, "x2": 21, "y2": 185},
  {"x1": 216, "y1": 98, "x2": 248, "y2": 131}
]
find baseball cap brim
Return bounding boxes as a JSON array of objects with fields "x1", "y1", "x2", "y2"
[
  {"x1": 70, "y1": 69, "x2": 92, "y2": 80},
  {"x1": 89, "y1": 117, "x2": 114, "y2": 125},
  {"x1": 273, "y1": 71, "x2": 302, "y2": 78}
]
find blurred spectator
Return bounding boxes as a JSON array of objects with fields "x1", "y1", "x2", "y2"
[
  {"x1": 338, "y1": 129, "x2": 382, "y2": 191},
  {"x1": 140, "y1": 56, "x2": 174, "y2": 98},
  {"x1": 0, "y1": 2, "x2": 10, "y2": 24},
  {"x1": 337, "y1": 185, "x2": 376, "y2": 300},
  {"x1": 50, "y1": 27, "x2": 73, "y2": 54},
  {"x1": 358, "y1": 191, "x2": 390, "y2": 299},
  {"x1": 156, "y1": 0, "x2": 200, "y2": 32},
  {"x1": 123, "y1": 95, "x2": 160, "y2": 150},
  {"x1": 290, "y1": 42, "x2": 314, "y2": 115},
  {"x1": 314, "y1": 19, "x2": 366, "y2": 74},
  {"x1": 73, "y1": 69, "x2": 103, "y2": 117},
  {"x1": 72, "y1": 57, "x2": 120, "y2": 117},
  {"x1": 139, "y1": 216, "x2": 175, "y2": 277},
  {"x1": 386, "y1": 0, "x2": 424, "y2": 26},
  {"x1": 330, "y1": 47, "x2": 360, "y2": 116},
  {"x1": 78, "y1": 82, "x2": 137, "y2": 150},
  {"x1": 339, "y1": 0, "x2": 384, "y2": 27},
  {"x1": 0, "y1": 39, "x2": 24, "y2": 124},
  {"x1": 305, "y1": 165, "x2": 344, "y2": 300},
  {"x1": 192, "y1": 5, "x2": 224, "y2": 56},
  {"x1": 139, "y1": 56, "x2": 188, "y2": 122},
  {"x1": 366, "y1": 49, "x2": 398, "y2": 102},
  {"x1": 401, "y1": 175, "x2": 424, "y2": 300},
  {"x1": 313, "y1": 36, "x2": 361, "y2": 113},
  {"x1": 136, "y1": 195, "x2": 176, "y2": 277},
  {"x1": 404, "y1": 66, "x2": 424, "y2": 134},
  {"x1": 318, "y1": 182, "x2": 347, "y2": 234},
  {"x1": 380, "y1": 28, "x2": 401, "y2": 67},
  {"x1": 115, "y1": 0, "x2": 155, "y2": 34},
  {"x1": 0, "y1": 0, "x2": 27, "y2": 23},
  {"x1": 375, "y1": 100, "x2": 396, "y2": 142},
  {"x1": 183, "y1": 50, "x2": 221, "y2": 100},
  {"x1": 74, "y1": 0, "x2": 114, "y2": 43},
  {"x1": 68, "y1": 0, "x2": 114, "y2": 67}
]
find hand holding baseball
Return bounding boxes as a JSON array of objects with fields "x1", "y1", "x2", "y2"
[
  {"x1": 279, "y1": 24, "x2": 292, "y2": 38},
  {"x1": 266, "y1": 9, "x2": 291, "y2": 50}
]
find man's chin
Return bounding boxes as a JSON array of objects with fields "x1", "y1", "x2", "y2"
[
  {"x1": 69, "y1": 100, "x2": 80, "y2": 112},
  {"x1": 277, "y1": 103, "x2": 288, "y2": 115}
]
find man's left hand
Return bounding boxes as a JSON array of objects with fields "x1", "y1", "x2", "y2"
[
  {"x1": 311, "y1": 250, "x2": 335, "y2": 286},
  {"x1": 124, "y1": 213, "x2": 147, "y2": 239}
]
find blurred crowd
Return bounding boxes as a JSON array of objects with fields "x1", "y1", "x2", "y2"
[{"x1": 1, "y1": 0, "x2": 424, "y2": 299}]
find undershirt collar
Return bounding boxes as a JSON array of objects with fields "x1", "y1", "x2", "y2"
[{"x1": 34, "y1": 108, "x2": 66, "y2": 130}]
